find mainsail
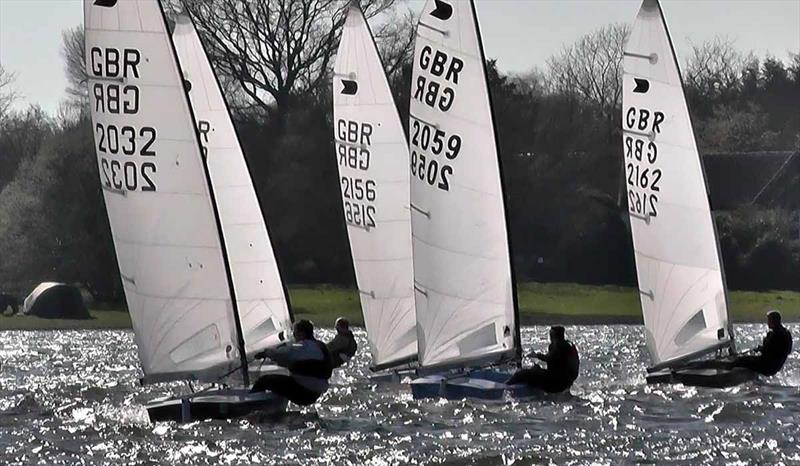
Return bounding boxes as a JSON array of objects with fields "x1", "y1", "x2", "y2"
[
  {"x1": 409, "y1": 0, "x2": 519, "y2": 370},
  {"x1": 85, "y1": 0, "x2": 248, "y2": 384},
  {"x1": 172, "y1": 15, "x2": 292, "y2": 357},
  {"x1": 332, "y1": 5, "x2": 417, "y2": 370},
  {"x1": 623, "y1": 0, "x2": 733, "y2": 369}
]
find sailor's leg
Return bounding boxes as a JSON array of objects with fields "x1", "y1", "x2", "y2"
[
  {"x1": 250, "y1": 374, "x2": 320, "y2": 405},
  {"x1": 506, "y1": 365, "x2": 546, "y2": 386},
  {"x1": 686, "y1": 359, "x2": 730, "y2": 370},
  {"x1": 729, "y1": 356, "x2": 767, "y2": 375}
]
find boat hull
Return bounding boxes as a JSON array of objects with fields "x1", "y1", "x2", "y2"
[
  {"x1": 646, "y1": 367, "x2": 758, "y2": 388},
  {"x1": 146, "y1": 389, "x2": 288, "y2": 423},
  {"x1": 410, "y1": 369, "x2": 557, "y2": 401}
]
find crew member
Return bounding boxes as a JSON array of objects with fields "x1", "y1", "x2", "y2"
[
  {"x1": 326, "y1": 317, "x2": 358, "y2": 369},
  {"x1": 506, "y1": 326, "x2": 580, "y2": 393},
  {"x1": 251, "y1": 320, "x2": 332, "y2": 405},
  {"x1": 727, "y1": 310, "x2": 792, "y2": 376}
]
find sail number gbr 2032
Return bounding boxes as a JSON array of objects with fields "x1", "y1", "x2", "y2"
[
  {"x1": 624, "y1": 107, "x2": 664, "y2": 219},
  {"x1": 91, "y1": 47, "x2": 159, "y2": 193}
]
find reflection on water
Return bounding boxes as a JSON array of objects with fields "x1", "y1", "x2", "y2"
[{"x1": 0, "y1": 325, "x2": 798, "y2": 465}]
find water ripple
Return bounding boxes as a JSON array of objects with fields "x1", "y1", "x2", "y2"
[{"x1": 0, "y1": 324, "x2": 798, "y2": 465}]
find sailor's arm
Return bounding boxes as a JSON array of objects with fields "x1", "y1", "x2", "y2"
[{"x1": 256, "y1": 344, "x2": 297, "y2": 367}]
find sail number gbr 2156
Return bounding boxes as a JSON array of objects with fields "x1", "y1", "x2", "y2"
[{"x1": 337, "y1": 119, "x2": 377, "y2": 229}]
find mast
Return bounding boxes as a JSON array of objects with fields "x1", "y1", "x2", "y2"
[
  {"x1": 623, "y1": 0, "x2": 734, "y2": 370},
  {"x1": 157, "y1": 0, "x2": 250, "y2": 386},
  {"x1": 334, "y1": 3, "x2": 418, "y2": 370},
  {"x1": 654, "y1": 0, "x2": 736, "y2": 356},
  {"x1": 180, "y1": 6, "x2": 295, "y2": 327},
  {"x1": 356, "y1": 3, "x2": 419, "y2": 369},
  {"x1": 469, "y1": 0, "x2": 522, "y2": 365},
  {"x1": 409, "y1": 0, "x2": 518, "y2": 371}
]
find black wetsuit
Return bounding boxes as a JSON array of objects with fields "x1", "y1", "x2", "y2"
[
  {"x1": 251, "y1": 339, "x2": 333, "y2": 405},
  {"x1": 731, "y1": 326, "x2": 793, "y2": 376},
  {"x1": 326, "y1": 330, "x2": 358, "y2": 369},
  {"x1": 507, "y1": 340, "x2": 580, "y2": 393}
]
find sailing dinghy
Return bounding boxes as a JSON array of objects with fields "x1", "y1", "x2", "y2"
[
  {"x1": 406, "y1": 0, "x2": 530, "y2": 400},
  {"x1": 85, "y1": 0, "x2": 293, "y2": 422},
  {"x1": 622, "y1": 0, "x2": 756, "y2": 388},
  {"x1": 332, "y1": 3, "x2": 418, "y2": 380}
]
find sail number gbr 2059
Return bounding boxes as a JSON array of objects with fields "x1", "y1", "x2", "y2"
[
  {"x1": 410, "y1": 120, "x2": 461, "y2": 191},
  {"x1": 90, "y1": 47, "x2": 159, "y2": 193},
  {"x1": 624, "y1": 107, "x2": 664, "y2": 219}
]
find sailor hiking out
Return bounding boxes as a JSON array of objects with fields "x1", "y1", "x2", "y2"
[
  {"x1": 326, "y1": 317, "x2": 358, "y2": 369},
  {"x1": 507, "y1": 326, "x2": 580, "y2": 393},
  {"x1": 693, "y1": 310, "x2": 793, "y2": 377},
  {"x1": 252, "y1": 320, "x2": 333, "y2": 406}
]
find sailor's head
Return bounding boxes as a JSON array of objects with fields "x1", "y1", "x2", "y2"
[
  {"x1": 335, "y1": 317, "x2": 350, "y2": 333},
  {"x1": 767, "y1": 310, "x2": 782, "y2": 329},
  {"x1": 549, "y1": 326, "x2": 566, "y2": 342},
  {"x1": 293, "y1": 319, "x2": 315, "y2": 341}
]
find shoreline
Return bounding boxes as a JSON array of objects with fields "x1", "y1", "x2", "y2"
[{"x1": 1, "y1": 283, "x2": 797, "y2": 330}]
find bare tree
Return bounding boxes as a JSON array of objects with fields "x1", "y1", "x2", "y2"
[
  {"x1": 182, "y1": 0, "x2": 398, "y2": 123},
  {"x1": 0, "y1": 64, "x2": 18, "y2": 120},
  {"x1": 61, "y1": 26, "x2": 88, "y2": 104},
  {"x1": 685, "y1": 36, "x2": 750, "y2": 98},
  {"x1": 546, "y1": 23, "x2": 630, "y2": 122},
  {"x1": 372, "y1": 6, "x2": 415, "y2": 81},
  {"x1": 509, "y1": 68, "x2": 550, "y2": 98}
]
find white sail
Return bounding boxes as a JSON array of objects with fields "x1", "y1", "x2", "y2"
[
  {"x1": 409, "y1": 0, "x2": 518, "y2": 369},
  {"x1": 623, "y1": 0, "x2": 732, "y2": 368},
  {"x1": 172, "y1": 15, "x2": 292, "y2": 355},
  {"x1": 332, "y1": 5, "x2": 417, "y2": 369},
  {"x1": 84, "y1": 0, "x2": 244, "y2": 383}
]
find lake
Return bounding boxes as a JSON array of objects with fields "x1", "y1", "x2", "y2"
[{"x1": 1, "y1": 324, "x2": 798, "y2": 465}]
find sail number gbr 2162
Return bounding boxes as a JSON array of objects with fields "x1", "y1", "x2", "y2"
[{"x1": 624, "y1": 107, "x2": 664, "y2": 219}]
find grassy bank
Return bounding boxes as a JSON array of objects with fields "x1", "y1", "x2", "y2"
[{"x1": 1, "y1": 283, "x2": 798, "y2": 330}]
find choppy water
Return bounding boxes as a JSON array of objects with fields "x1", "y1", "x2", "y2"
[{"x1": 1, "y1": 324, "x2": 798, "y2": 465}]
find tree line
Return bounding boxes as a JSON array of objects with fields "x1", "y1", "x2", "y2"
[{"x1": 0, "y1": 0, "x2": 798, "y2": 303}]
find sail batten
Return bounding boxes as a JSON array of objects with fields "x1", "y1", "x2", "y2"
[
  {"x1": 333, "y1": 5, "x2": 418, "y2": 369},
  {"x1": 623, "y1": 0, "x2": 733, "y2": 368},
  {"x1": 410, "y1": 0, "x2": 518, "y2": 369}
]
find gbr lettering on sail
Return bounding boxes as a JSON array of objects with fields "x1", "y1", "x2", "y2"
[
  {"x1": 624, "y1": 105, "x2": 665, "y2": 219},
  {"x1": 90, "y1": 47, "x2": 158, "y2": 193},
  {"x1": 410, "y1": 44, "x2": 463, "y2": 192}
]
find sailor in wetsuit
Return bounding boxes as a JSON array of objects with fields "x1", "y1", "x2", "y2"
[
  {"x1": 506, "y1": 326, "x2": 579, "y2": 393},
  {"x1": 326, "y1": 317, "x2": 358, "y2": 369},
  {"x1": 726, "y1": 310, "x2": 793, "y2": 376},
  {"x1": 250, "y1": 319, "x2": 332, "y2": 405}
]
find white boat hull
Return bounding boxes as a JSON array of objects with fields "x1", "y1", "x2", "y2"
[
  {"x1": 146, "y1": 389, "x2": 288, "y2": 423},
  {"x1": 410, "y1": 369, "x2": 567, "y2": 401},
  {"x1": 646, "y1": 367, "x2": 758, "y2": 388}
]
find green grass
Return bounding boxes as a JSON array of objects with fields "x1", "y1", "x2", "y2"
[
  {"x1": 515, "y1": 282, "x2": 800, "y2": 324},
  {"x1": 0, "y1": 309, "x2": 132, "y2": 330},
  {"x1": 1, "y1": 283, "x2": 798, "y2": 330}
]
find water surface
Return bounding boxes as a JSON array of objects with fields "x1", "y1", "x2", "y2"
[{"x1": 1, "y1": 325, "x2": 798, "y2": 465}]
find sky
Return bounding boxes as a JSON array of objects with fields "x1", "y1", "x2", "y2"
[{"x1": 1, "y1": 0, "x2": 798, "y2": 114}]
